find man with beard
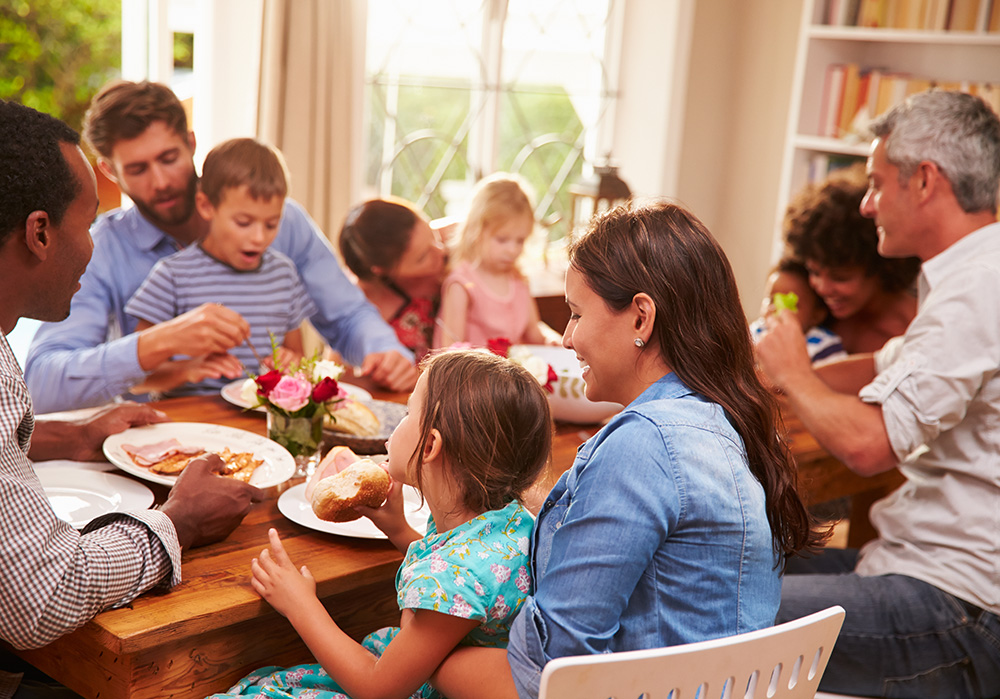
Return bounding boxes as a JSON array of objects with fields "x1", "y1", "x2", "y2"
[
  {"x1": 0, "y1": 99, "x2": 261, "y2": 693},
  {"x1": 24, "y1": 81, "x2": 417, "y2": 412}
]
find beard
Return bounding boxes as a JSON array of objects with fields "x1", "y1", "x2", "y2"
[{"x1": 130, "y1": 171, "x2": 198, "y2": 228}]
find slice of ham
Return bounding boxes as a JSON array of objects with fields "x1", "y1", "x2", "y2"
[
  {"x1": 304, "y1": 446, "x2": 362, "y2": 502},
  {"x1": 122, "y1": 438, "x2": 206, "y2": 467}
]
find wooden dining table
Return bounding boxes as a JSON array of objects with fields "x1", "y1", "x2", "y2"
[{"x1": 9, "y1": 383, "x2": 902, "y2": 698}]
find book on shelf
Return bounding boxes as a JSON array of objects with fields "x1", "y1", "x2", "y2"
[
  {"x1": 825, "y1": 0, "x2": 862, "y2": 24},
  {"x1": 838, "y1": 63, "x2": 863, "y2": 136},
  {"x1": 948, "y1": 0, "x2": 981, "y2": 30},
  {"x1": 893, "y1": 0, "x2": 927, "y2": 28},
  {"x1": 923, "y1": 0, "x2": 951, "y2": 29},
  {"x1": 828, "y1": 0, "x2": 998, "y2": 29},
  {"x1": 857, "y1": 0, "x2": 889, "y2": 26},
  {"x1": 820, "y1": 64, "x2": 847, "y2": 138}
]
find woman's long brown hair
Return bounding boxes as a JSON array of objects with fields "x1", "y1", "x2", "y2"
[{"x1": 569, "y1": 201, "x2": 827, "y2": 561}]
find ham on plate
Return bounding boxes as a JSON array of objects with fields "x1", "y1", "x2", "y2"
[{"x1": 121, "y1": 438, "x2": 206, "y2": 467}]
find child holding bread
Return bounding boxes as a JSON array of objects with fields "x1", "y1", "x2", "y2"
[{"x1": 211, "y1": 348, "x2": 552, "y2": 699}]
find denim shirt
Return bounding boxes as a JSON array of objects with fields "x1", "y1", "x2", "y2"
[
  {"x1": 507, "y1": 373, "x2": 781, "y2": 698},
  {"x1": 25, "y1": 200, "x2": 411, "y2": 412}
]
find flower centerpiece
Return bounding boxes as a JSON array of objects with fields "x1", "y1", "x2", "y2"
[{"x1": 240, "y1": 347, "x2": 347, "y2": 478}]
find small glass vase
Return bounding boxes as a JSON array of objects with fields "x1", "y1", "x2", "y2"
[{"x1": 267, "y1": 409, "x2": 324, "y2": 479}]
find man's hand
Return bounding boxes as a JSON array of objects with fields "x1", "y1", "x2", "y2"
[
  {"x1": 30, "y1": 402, "x2": 169, "y2": 462},
  {"x1": 159, "y1": 454, "x2": 264, "y2": 549},
  {"x1": 137, "y1": 303, "x2": 250, "y2": 371},
  {"x1": 360, "y1": 351, "x2": 418, "y2": 392},
  {"x1": 756, "y1": 311, "x2": 814, "y2": 392}
]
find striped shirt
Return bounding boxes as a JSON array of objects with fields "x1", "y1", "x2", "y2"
[
  {"x1": 0, "y1": 333, "x2": 180, "y2": 654},
  {"x1": 124, "y1": 246, "x2": 317, "y2": 397}
]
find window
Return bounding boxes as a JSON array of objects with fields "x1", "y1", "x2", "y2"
[{"x1": 365, "y1": 0, "x2": 622, "y2": 240}]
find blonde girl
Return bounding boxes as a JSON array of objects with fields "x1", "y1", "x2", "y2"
[
  {"x1": 433, "y1": 173, "x2": 557, "y2": 348},
  {"x1": 212, "y1": 349, "x2": 552, "y2": 699}
]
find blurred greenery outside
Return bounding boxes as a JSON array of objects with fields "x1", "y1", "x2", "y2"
[
  {"x1": 0, "y1": 0, "x2": 122, "y2": 134},
  {"x1": 0, "y1": 2, "x2": 193, "y2": 135},
  {"x1": 2, "y1": 1, "x2": 584, "y2": 240},
  {"x1": 367, "y1": 80, "x2": 585, "y2": 241}
]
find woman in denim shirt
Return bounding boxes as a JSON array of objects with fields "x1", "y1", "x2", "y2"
[{"x1": 433, "y1": 201, "x2": 825, "y2": 699}]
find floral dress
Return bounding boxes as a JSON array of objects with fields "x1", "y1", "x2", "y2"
[{"x1": 210, "y1": 501, "x2": 534, "y2": 699}]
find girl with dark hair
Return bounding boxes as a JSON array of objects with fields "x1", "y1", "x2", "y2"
[
  {"x1": 430, "y1": 200, "x2": 825, "y2": 699},
  {"x1": 338, "y1": 200, "x2": 447, "y2": 360}
]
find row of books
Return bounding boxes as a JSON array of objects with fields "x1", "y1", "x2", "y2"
[
  {"x1": 825, "y1": 0, "x2": 1000, "y2": 31},
  {"x1": 818, "y1": 63, "x2": 1000, "y2": 140},
  {"x1": 807, "y1": 153, "x2": 863, "y2": 183}
]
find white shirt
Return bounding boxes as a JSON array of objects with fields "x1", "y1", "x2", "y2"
[{"x1": 858, "y1": 222, "x2": 1000, "y2": 613}]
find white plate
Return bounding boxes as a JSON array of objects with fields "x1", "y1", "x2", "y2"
[
  {"x1": 278, "y1": 482, "x2": 430, "y2": 539},
  {"x1": 221, "y1": 379, "x2": 373, "y2": 412},
  {"x1": 103, "y1": 422, "x2": 295, "y2": 488},
  {"x1": 37, "y1": 467, "x2": 155, "y2": 529}
]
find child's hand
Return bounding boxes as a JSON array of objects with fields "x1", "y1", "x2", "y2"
[
  {"x1": 250, "y1": 528, "x2": 317, "y2": 618},
  {"x1": 355, "y1": 477, "x2": 420, "y2": 552}
]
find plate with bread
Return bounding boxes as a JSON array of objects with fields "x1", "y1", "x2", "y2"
[
  {"x1": 221, "y1": 379, "x2": 373, "y2": 412},
  {"x1": 103, "y1": 422, "x2": 295, "y2": 488},
  {"x1": 279, "y1": 448, "x2": 429, "y2": 538},
  {"x1": 323, "y1": 399, "x2": 407, "y2": 455}
]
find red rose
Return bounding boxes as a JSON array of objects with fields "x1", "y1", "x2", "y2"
[
  {"x1": 255, "y1": 370, "x2": 282, "y2": 397},
  {"x1": 311, "y1": 377, "x2": 340, "y2": 403},
  {"x1": 487, "y1": 337, "x2": 512, "y2": 357},
  {"x1": 544, "y1": 365, "x2": 558, "y2": 394}
]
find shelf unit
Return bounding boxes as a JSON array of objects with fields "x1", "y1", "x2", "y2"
[{"x1": 772, "y1": 0, "x2": 1000, "y2": 256}]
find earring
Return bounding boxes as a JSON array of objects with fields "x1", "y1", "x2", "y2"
[{"x1": 634, "y1": 338, "x2": 645, "y2": 348}]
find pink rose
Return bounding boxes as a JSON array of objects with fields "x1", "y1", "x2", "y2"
[{"x1": 268, "y1": 375, "x2": 312, "y2": 412}]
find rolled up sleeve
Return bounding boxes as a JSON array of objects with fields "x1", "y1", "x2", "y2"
[{"x1": 860, "y1": 264, "x2": 1000, "y2": 462}]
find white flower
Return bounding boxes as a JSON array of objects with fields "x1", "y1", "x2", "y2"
[
  {"x1": 239, "y1": 378, "x2": 259, "y2": 405},
  {"x1": 509, "y1": 347, "x2": 549, "y2": 387},
  {"x1": 312, "y1": 359, "x2": 344, "y2": 383}
]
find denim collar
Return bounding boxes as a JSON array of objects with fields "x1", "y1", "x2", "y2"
[{"x1": 628, "y1": 371, "x2": 692, "y2": 408}]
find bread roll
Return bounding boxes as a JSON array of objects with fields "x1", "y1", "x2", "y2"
[
  {"x1": 310, "y1": 459, "x2": 390, "y2": 523},
  {"x1": 324, "y1": 400, "x2": 380, "y2": 437},
  {"x1": 304, "y1": 446, "x2": 360, "y2": 502}
]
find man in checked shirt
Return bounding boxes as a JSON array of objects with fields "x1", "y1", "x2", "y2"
[{"x1": 0, "y1": 101, "x2": 263, "y2": 697}]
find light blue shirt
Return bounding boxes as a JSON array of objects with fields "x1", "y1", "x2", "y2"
[
  {"x1": 507, "y1": 372, "x2": 781, "y2": 699},
  {"x1": 25, "y1": 200, "x2": 411, "y2": 412}
]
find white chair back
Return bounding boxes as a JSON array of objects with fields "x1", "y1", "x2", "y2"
[{"x1": 538, "y1": 605, "x2": 845, "y2": 699}]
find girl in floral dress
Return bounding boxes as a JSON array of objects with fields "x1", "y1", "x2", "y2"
[{"x1": 210, "y1": 348, "x2": 553, "y2": 699}]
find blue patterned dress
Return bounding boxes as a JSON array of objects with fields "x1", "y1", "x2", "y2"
[{"x1": 210, "y1": 501, "x2": 533, "y2": 699}]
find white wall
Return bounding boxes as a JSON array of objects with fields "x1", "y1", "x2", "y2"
[
  {"x1": 615, "y1": 0, "x2": 801, "y2": 318},
  {"x1": 613, "y1": 0, "x2": 695, "y2": 200}
]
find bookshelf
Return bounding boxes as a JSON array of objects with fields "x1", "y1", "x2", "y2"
[{"x1": 772, "y1": 0, "x2": 1000, "y2": 256}]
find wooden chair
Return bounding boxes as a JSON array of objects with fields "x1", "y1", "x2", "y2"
[{"x1": 538, "y1": 606, "x2": 845, "y2": 699}]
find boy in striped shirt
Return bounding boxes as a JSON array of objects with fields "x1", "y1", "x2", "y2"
[{"x1": 125, "y1": 138, "x2": 315, "y2": 397}]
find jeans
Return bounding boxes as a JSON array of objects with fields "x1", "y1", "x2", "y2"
[{"x1": 778, "y1": 549, "x2": 1000, "y2": 698}]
